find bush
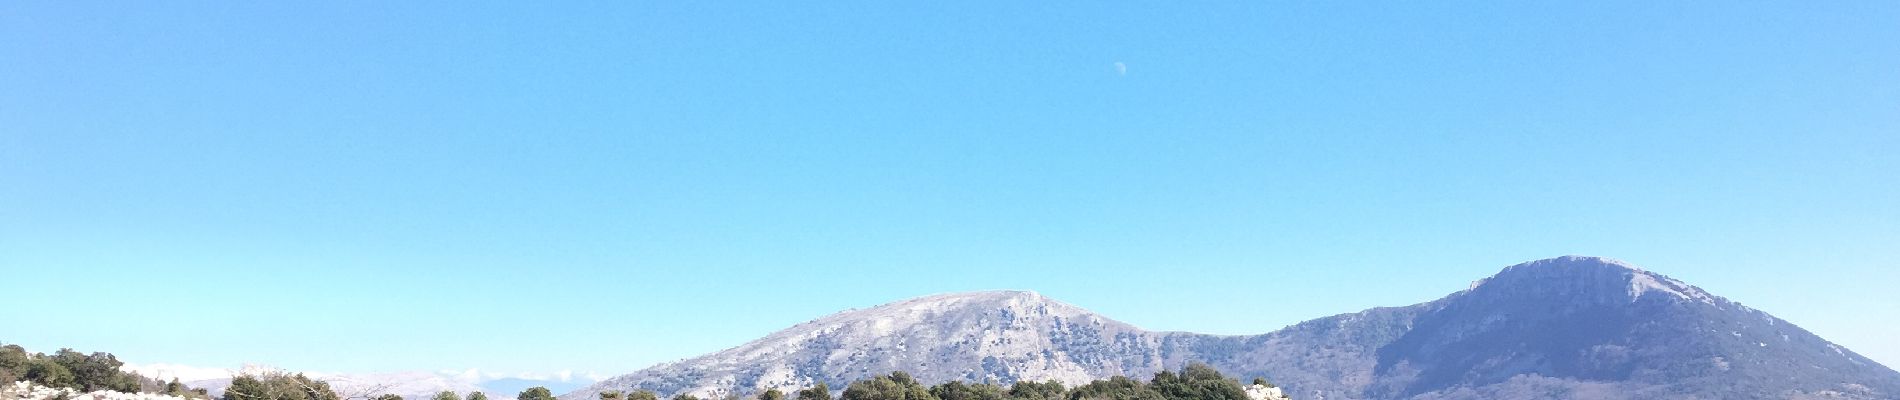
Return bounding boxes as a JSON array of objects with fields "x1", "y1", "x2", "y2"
[
  {"x1": 25, "y1": 359, "x2": 76, "y2": 389},
  {"x1": 223, "y1": 372, "x2": 341, "y2": 400},
  {"x1": 518, "y1": 387, "x2": 556, "y2": 400},
  {"x1": 794, "y1": 384, "x2": 830, "y2": 400}
]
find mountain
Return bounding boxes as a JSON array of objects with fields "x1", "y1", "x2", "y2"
[
  {"x1": 570, "y1": 290, "x2": 1184, "y2": 400},
  {"x1": 183, "y1": 367, "x2": 593, "y2": 400},
  {"x1": 482, "y1": 378, "x2": 595, "y2": 398},
  {"x1": 1187, "y1": 256, "x2": 1900, "y2": 399},
  {"x1": 565, "y1": 256, "x2": 1900, "y2": 400}
]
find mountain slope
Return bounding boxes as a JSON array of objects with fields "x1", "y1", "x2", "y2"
[
  {"x1": 570, "y1": 291, "x2": 1187, "y2": 400},
  {"x1": 567, "y1": 257, "x2": 1900, "y2": 400},
  {"x1": 1361, "y1": 256, "x2": 1896, "y2": 399}
]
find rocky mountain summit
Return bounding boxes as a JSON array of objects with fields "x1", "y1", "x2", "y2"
[{"x1": 567, "y1": 256, "x2": 1900, "y2": 400}]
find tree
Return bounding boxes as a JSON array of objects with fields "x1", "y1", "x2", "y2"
[
  {"x1": 168, "y1": 378, "x2": 188, "y2": 396},
  {"x1": 50, "y1": 349, "x2": 134, "y2": 392},
  {"x1": 32, "y1": 348, "x2": 139, "y2": 392},
  {"x1": 436, "y1": 391, "x2": 461, "y2": 400},
  {"x1": 518, "y1": 388, "x2": 556, "y2": 400},
  {"x1": 222, "y1": 372, "x2": 342, "y2": 400},
  {"x1": 795, "y1": 384, "x2": 830, "y2": 400},
  {"x1": 1177, "y1": 364, "x2": 1222, "y2": 383},
  {"x1": 0, "y1": 345, "x2": 26, "y2": 383},
  {"x1": 25, "y1": 359, "x2": 76, "y2": 389},
  {"x1": 1249, "y1": 378, "x2": 1273, "y2": 389},
  {"x1": 1148, "y1": 364, "x2": 1246, "y2": 400},
  {"x1": 841, "y1": 373, "x2": 932, "y2": 400},
  {"x1": 1005, "y1": 381, "x2": 1064, "y2": 400},
  {"x1": 375, "y1": 395, "x2": 404, "y2": 400},
  {"x1": 671, "y1": 394, "x2": 702, "y2": 400},
  {"x1": 888, "y1": 372, "x2": 916, "y2": 387},
  {"x1": 289, "y1": 373, "x2": 342, "y2": 400},
  {"x1": 758, "y1": 389, "x2": 785, "y2": 400},
  {"x1": 467, "y1": 392, "x2": 490, "y2": 400},
  {"x1": 929, "y1": 381, "x2": 1003, "y2": 400},
  {"x1": 1067, "y1": 377, "x2": 1159, "y2": 400},
  {"x1": 225, "y1": 375, "x2": 270, "y2": 400},
  {"x1": 600, "y1": 391, "x2": 623, "y2": 400},
  {"x1": 627, "y1": 391, "x2": 659, "y2": 400}
]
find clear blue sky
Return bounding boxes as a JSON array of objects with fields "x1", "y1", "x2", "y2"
[{"x1": 3, "y1": 1, "x2": 1897, "y2": 378}]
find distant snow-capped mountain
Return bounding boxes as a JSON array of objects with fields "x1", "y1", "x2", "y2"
[
  {"x1": 167, "y1": 367, "x2": 593, "y2": 400},
  {"x1": 565, "y1": 256, "x2": 1900, "y2": 400}
]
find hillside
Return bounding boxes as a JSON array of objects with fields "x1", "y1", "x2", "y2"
[{"x1": 565, "y1": 256, "x2": 1900, "y2": 400}]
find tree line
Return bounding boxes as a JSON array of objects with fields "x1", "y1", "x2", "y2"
[
  {"x1": 284, "y1": 363, "x2": 1274, "y2": 400},
  {"x1": 7, "y1": 342, "x2": 1274, "y2": 400},
  {"x1": 2, "y1": 343, "x2": 209, "y2": 399},
  {"x1": 592, "y1": 363, "x2": 1273, "y2": 400}
]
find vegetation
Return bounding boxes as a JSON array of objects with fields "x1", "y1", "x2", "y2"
[
  {"x1": 1067, "y1": 376, "x2": 1160, "y2": 400},
  {"x1": 621, "y1": 363, "x2": 1266, "y2": 400},
  {"x1": 223, "y1": 372, "x2": 341, "y2": 400},
  {"x1": 517, "y1": 388, "x2": 556, "y2": 400},
  {"x1": 793, "y1": 384, "x2": 829, "y2": 400},
  {"x1": 763, "y1": 363, "x2": 1261, "y2": 400},
  {"x1": 840, "y1": 372, "x2": 931, "y2": 400},
  {"x1": 3, "y1": 343, "x2": 1274, "y2": 400},
  {"x1": 2, "y1": 343, "x2": 207, "y2": 398}
]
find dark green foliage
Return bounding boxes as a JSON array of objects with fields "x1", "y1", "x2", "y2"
[
  {"x1": 222, "y1": 373, "x2": 340, "y2": 400},
  {"x1": 226, "y1": 376, "x2": 269, "y2": 400},
  {"x1": 757, "y1": 389, "x2": 785, "y2": 400},
  {"x1": 927, "y1": 381, "x2": 1003, "y2": 400},
  {"x1": 600, "y1": 391, "x2": 623, "y2": 400},
  {"x1": 1, "y1": 345, "x2": 27, "y2": 383},
  {"x1": 25, "y1": 359, "x2": 76, "y2": 388},
  {"x1": 627, "y1": 390, "x2": 659, "y2": 400},
  {"x1": 375, "y1": 394, "x2": 404, "y2": 400},
  {"x1": 1147, "y1": 363, "x2": 1247, "y2": 400},
  {"x1": 1004, "y1": 380, "x2": 1064, "y2": 400},
  {"x1": 841, "y1": 372, "x2": 933, "y2": 400},
  {"x1": 794, "y1": 383, "x2": 831, "y2": 400},
  {"x1": 467, "y1": 392, "x2": 490, "y2": 400},
  {"x1": 1066, "y1": 377, "x2": 1160, "y2": 400},
  {"x1": 48, "y1": 349, "x2": 137, "y2": 392},
  {"x1": 670, "y1": 394, "x2": 702, "y2": 400},
  {"x1": 518, "y1": 387, "x2": 556, "y2": 400},
  {"x1": 1, "y1": 343, "x2": 207, "y2": 397},
  {"x1": 436, "y1": 391, "x2": 461, "y2": 400}
]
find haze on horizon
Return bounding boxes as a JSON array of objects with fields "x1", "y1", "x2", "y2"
[{"x1": 2, "y1": 1, "x2": 1896, "y2": 381}]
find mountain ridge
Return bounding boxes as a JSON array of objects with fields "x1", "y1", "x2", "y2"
[{"x1": 566, "y1": 256, "x2": 1899, "y2": 400}]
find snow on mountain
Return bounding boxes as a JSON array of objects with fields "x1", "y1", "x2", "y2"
[
  {"x1": 568, "y1": 256, "x2": 1900, "y2": 400},
  {"x1": 566, "y1": 290, "x2": 1191, "y2": 400},
  {"x1": 173, "y1": 366, "x2": 593, "y2": 400}
]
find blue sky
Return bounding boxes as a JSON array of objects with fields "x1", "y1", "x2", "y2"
[{"x1": 3, "y1": 1, "x2": 1897, "y2": 379}]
